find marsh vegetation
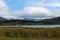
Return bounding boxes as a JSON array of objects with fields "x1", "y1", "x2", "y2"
[{"x1": 0, "y1": 27, "x2": 60, "y2": 40}]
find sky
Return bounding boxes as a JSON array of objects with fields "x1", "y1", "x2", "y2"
[{"x1": 0, "y1": 0, "x2": 60, "y2": 19}]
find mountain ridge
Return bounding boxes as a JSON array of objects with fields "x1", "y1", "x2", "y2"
[{"x1": 0, "y1": 17, "x2": 60, "y2": 25}]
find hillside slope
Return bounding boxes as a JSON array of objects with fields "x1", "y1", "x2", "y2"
[{"x1": 0, "y1": 17, "x2": 60, "y2": 25}]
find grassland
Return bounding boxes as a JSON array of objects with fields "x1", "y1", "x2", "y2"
[{"x1": 0, "y1": 27, "x2": 60, "y2": 40}]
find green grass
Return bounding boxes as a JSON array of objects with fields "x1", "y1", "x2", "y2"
[{"x1": 0, "y1": 37, "x2": 60, "y2": 40}]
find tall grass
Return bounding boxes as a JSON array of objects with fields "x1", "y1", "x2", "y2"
[{"x1": 0, "y1": 27, "x2": 60, "y2": 40}]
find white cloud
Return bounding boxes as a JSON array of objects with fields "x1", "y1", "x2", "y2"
[
  {"x1": 0, "y1": 0, "x2": 8, "y2": 16},
  {"x1": 36, "y1": 3, "x2": 60, "y2": 7},
  {"x1": 43, "y1": 3, "x2": 60, "y2": 7},
  {"x1": 0, "y1": 0, "x2": 17, "y2": 19},
  {"x1": 51, "y1": 11, "x2": 60, "y2": 17},
  {"x1": 25, "y1": 0, "x2": 60, "y2": 7},
  {"x1": 12, "y1": 6, "x2": 54, "y2": 19},
  {"x1": 0, "y1": 0, "x2": 59, "y2": 19},
  {"x1": 23, "y1": 6, "x2": 52, "y2": 16}
]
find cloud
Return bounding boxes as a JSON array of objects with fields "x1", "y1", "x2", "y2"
[
  {"x1": 12, "y1": 6, "x2": 54, "y2": 19},
  {"x1": 23, "y1": 6, "x2": 51, "y2": 17},
  {"x1": 45, "y1": 3, "x2": 60, "y2": 7},
  {"x1": 0, "y1": 0, "x2": 60, "y2": 19},
  {"x1": 51, "y1": 10, "x2": 60, "y2": 17},
  {"x1": 0, "y1": 0, "x2": 17, "y2": 19},
  {"x1": 0, "y1": 0, "x2": 8, "y2": 17},
  {"x1": 25, "y1": 0, "x2": 60, "y2": 7}
]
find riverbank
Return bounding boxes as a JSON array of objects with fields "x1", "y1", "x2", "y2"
[{"x1": 0, "y1": 25, "x2": 60, "y2": 28}]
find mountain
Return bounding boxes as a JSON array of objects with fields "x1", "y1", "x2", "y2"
[
  {"x1": 0, "y1": 16, "x2": 60, "y2": 25},
  {"x1": 39, "y1": 17, "x2": 60, "y2": 24},
  {"x1": 0, "y1": 17, "x2": 7, "y2": 21},
  {"x1": 23, "y1": 18, "x2": 33, "y2": 20},
  {"x1": 23, "y1": 18, "x2": 41, "y2": 21}
]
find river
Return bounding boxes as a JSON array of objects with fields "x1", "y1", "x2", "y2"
[{"x1": 21, "y1": 25, "x2": 60, "y2": 28}]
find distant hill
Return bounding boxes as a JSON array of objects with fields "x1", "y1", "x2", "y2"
[
  {"x1": 0, "y1": 17, "x2": 60, "y2": 25},
  {"x1": 0, "y1": 17, "x2": 7, "y2": 21},
  {"x1": 39, "y1": 17, "x2": 60, "y2": 24},
  {"x1": 23, "y1": 18, "x2": 41, "y2": 21}
]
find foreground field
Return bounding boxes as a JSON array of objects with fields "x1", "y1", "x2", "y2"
[
  {"x1": 0, "y1": 37, "x2": 60, "y2": 40},
  {"x1": 0, "y1": 27, "x2": 60, "y2": 40}
]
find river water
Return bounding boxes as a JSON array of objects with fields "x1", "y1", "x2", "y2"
[{"x1": 21, "y1": 25, "x2": 60, "y2": 28}]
